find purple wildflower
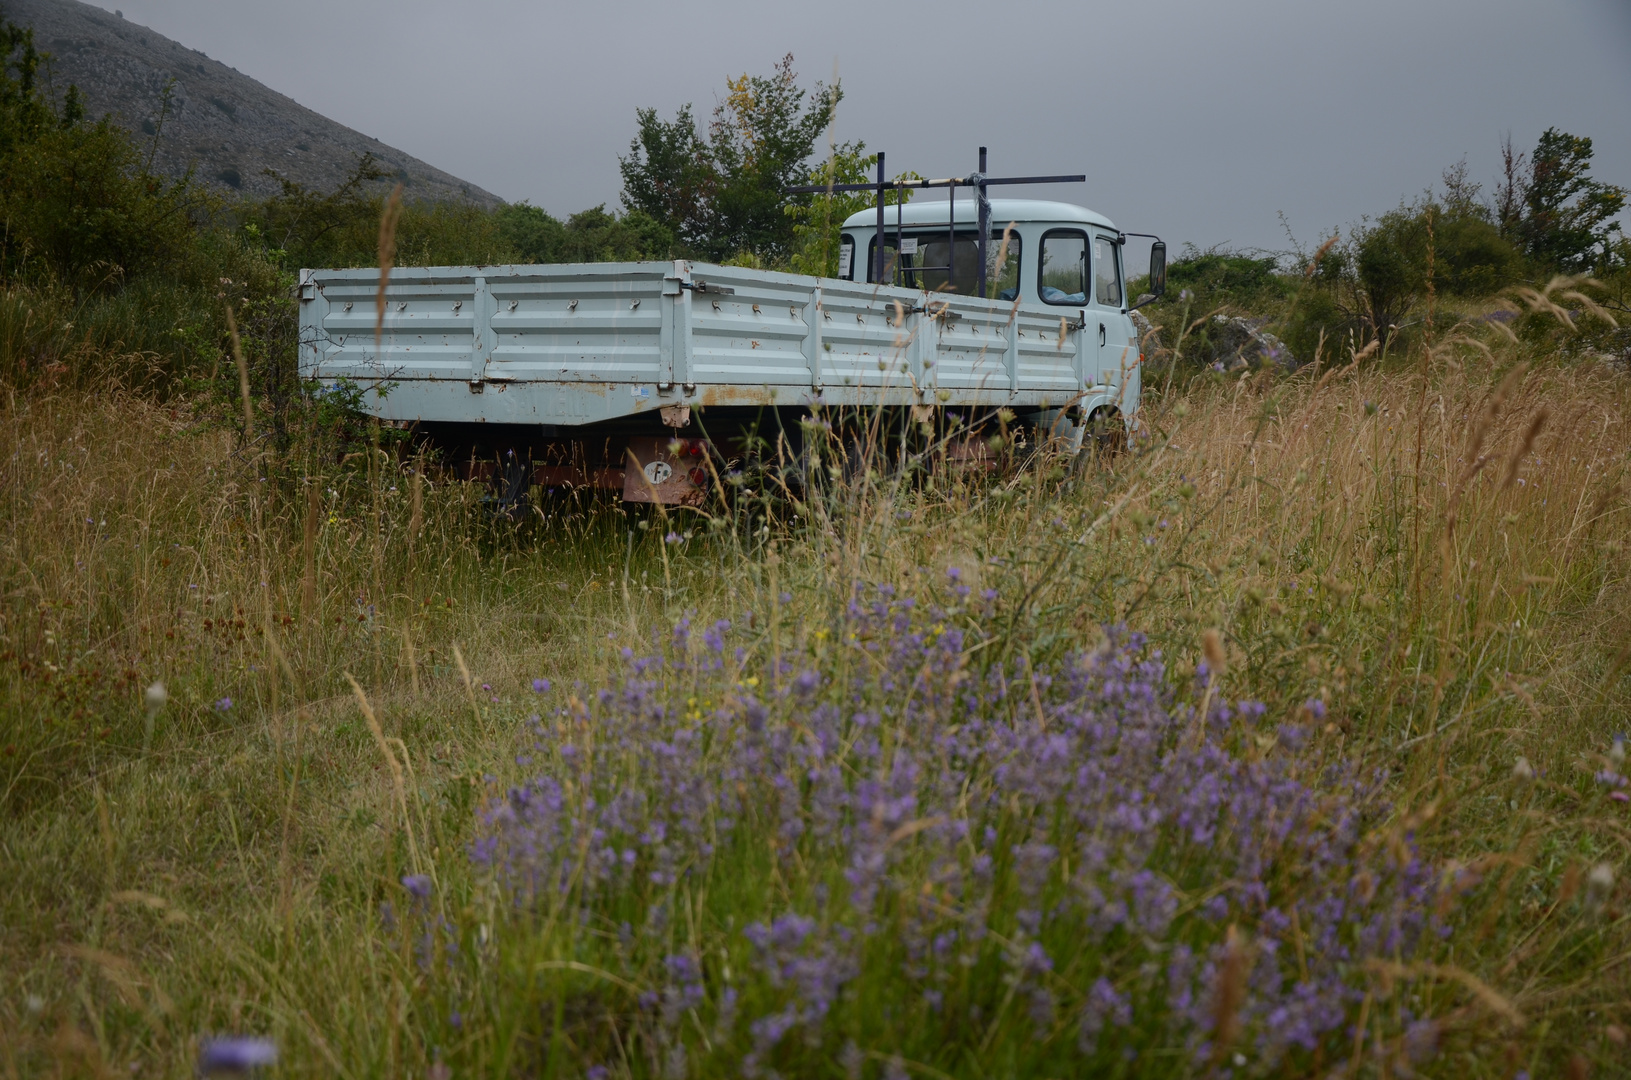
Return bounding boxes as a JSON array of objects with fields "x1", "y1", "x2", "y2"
[
  {"x1": 467, "y1": 585, "x2": 1444, "y2": 1074},
  {"x1": 197, "y1": 1037, "x2": 277, "y2": 1073}
]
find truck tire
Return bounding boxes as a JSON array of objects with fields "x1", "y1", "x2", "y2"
[{"x1": 1085, "y1": 408, "x2": 1128, "y2": 456}]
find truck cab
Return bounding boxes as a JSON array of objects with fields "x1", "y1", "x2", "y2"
[{"x1": 838, "y1": 198, "x2": 1144, "y2": 437}]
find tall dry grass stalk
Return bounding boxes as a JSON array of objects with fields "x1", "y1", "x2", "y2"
[
  {"x1": 407, "y1": 455, "x2": 423, "y2": 560},
  {"x1": 224, "y1": 305, "x2": 254, "y2": 443},
  {"x1": 301, "y1": 484, "x2": 319, "y2": 619},
  {"x1": 345, "y1": 671, "x2": 420, "y2": 875}
]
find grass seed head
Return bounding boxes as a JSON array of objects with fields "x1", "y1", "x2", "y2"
[
  {"x1": 1202, "y1": 628, "x2": 1226, "y2": 674},
  {"x1": 1586, "y1": 863, "x2": 1615, "y2": 911}
]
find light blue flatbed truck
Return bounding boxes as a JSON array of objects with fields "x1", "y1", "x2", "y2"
[{"x1": 297, "y1": 194, "x2": 1165, "y2": 505}]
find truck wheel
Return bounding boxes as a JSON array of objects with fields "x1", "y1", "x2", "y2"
[
  {"x1": 491, "y1": 451, "x2": 532, "y2": 521},
  {"x1": 1085, "y1": 408, "x2": 1128, "y2": 456}
]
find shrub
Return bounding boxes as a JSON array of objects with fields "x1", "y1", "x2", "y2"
[
  {"x1": 1281, "y1": 281, "x2": 1354, "y2": 366},
  {"x1": 495, "y1": 202, "x2": 673, "y2": 264},
  {"x1": 1, "y1": 17, "x2": 200, "y2": 287},
  {"x1": 446, "y1": 585, "x2": 1442, "y2": 1077},
  {"x1": 1164, "y1": 248, "x2": 1289, "y2": 313}
]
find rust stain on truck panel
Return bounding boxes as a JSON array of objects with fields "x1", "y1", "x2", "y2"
[{"x1": 698, "y1": 384, "x2": 777, "y2": 408}]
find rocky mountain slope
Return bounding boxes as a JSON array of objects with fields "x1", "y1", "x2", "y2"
[{"x1": 4, "y1": 0, "x2": 500, "y2": 205}]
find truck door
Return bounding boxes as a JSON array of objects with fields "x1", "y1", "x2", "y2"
[{"x1": 1091, "y1": 233, "x2": 1134, "y2": 405}]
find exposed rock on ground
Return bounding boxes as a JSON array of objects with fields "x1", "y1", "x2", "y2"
[{"x1": 1131, "y1": 309, "x2": 1299, "y2": 374}]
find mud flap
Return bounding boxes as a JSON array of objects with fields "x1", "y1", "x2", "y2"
[{"x1": 623, "y1": 436, "x2": 711, "y2": 506}]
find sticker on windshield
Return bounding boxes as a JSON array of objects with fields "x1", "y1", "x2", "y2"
[
  {"x1": 838, "y1": 245, "x2": 852, "y2": 279},
  {"x1": 899, "y1": 237, "x2": 919, "y2": 255}
]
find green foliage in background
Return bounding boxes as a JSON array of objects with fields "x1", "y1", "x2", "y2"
[
  {"x1": 783, "y1": 147, "x2": 917, "y2": 279},
  {"x1": 1500, "y1": 128, "x2": 1627, "y2": 274},
  {"x1": 621, "y1": 54, "x2": 843, "y2": 263},
  {"x1": 1165, "y1": 247, "x2": 1291, "y2": 314},
  {"x1": 1, "y1": 16, "x2": 200, "y2": 287},
  {"x1": 1140, "y1": 133, "x2": 1627, "y2": 375},
  {"x1": 495, "y1": 202, "x2": 674, "y2": 264},
  {"x1": 4, "y1": 0, "x2": 1626, "y2": 391}
]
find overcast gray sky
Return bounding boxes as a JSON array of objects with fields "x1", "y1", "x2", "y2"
[{"x1": 86, "y1": 0, "x2": 1631, "y2": 256}]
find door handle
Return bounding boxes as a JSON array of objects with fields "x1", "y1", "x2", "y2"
[{"x1": 1098, "y1": 323, "x2": 1106, "y2": 346}]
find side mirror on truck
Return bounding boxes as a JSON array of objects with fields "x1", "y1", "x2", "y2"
[{"x1": 1128, "y1": 237, "x2": 1166, "y2": 311}]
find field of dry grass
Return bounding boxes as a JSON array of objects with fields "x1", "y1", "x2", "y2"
[{"x1": 2, "y1": 313, "x2": 1629, "y2": 1075}]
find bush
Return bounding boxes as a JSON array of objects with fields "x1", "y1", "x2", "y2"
[
  {"x1": 1, "y1": 18, "x2": 201, "y2": 288},
  {"x1": 495, "y1": 202, "x2": 673, "y2": 264},
  {"x1": 435, "y1": 589, "x2": 1442, "y2": 1076},
  {"x1": 1164, "y1": 248, "x2": 1290, "y2": 313},
  {"x1": 1351, "y1": 204, "x2": 1523, "y2": 344},
  {"x1": 1281, "y1": 282, "x2": 1354, "y2": 366}
]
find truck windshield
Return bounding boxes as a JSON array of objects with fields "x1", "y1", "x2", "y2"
[{"x1": 868, "y1": 231, "x2": 1021, "y2": 298}]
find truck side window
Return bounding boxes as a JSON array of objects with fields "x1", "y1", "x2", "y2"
[
  {"x1": 867, "y1": 230, "x2": 1017, "y2": 293},
  {"x1": 866, "y1": 237, "x2": 903, "y2": 285},
  {"x1": 988, "y1": 225, "x2": 1021, "y2": 300},
  {"x1": 1038, "y1": 231, "x2": 1088, "y2": 305},
  {"x1": 1094, "y1": 235, "x2": 1122, "y2": 307},
  {"x1": 911, "y1": 232, "x2": 1021, "y2": 297}
]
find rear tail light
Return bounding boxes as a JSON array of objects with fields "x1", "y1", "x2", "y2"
[{"x1": 689, "y1": 467, "x2": 707, "y2": 487}]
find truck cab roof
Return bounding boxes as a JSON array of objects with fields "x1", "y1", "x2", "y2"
[{"x1": 840, "y1": 198, "x2": 1117, "y2": 233}]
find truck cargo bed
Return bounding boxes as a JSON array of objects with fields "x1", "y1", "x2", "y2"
[{"x1": 297, "y1": 260, "x2": 1136, "y2": 430}]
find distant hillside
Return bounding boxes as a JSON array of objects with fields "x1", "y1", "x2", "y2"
[{"x1": 3, "y1": 0, "x2": 501, "y2": 206}]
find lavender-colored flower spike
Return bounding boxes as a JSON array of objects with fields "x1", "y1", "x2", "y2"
[
  {"x1": 532, "y1": 677, "x2": 550, "y2": 693},
  {"x1": 197, "y1": 1036, "x2": 277, "y2": 1073},
  {"x1": 401, "y1": 874, "x2": 432, "y2": 899},
  {"x1": 470, "y1": 584, "x2": 1445, "y2": 1072}
]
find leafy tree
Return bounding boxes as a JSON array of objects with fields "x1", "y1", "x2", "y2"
[
  {"x1": 1353, "y1": 208, "x2": 1423, "y2": 342},
  {"x1": 1345, "y1": 170, "x2": 1523, "y2": 346},
  {"x1": 1, "y1": 12, "x2": 195, "y2": 284},
  {"x1": 619, "y1": 103, "x2": 713, "y2": 252},
  {"x1": 621, "y1": 55, "x2": 841, "y2": 263},
  {"x1": 246, "y1": 152, "x2": 390, "y2": 268},
  {"x1": 0, "y1": 13, "x2": 79, "y2": 152},
  {"x1": 785, "y1": 146, "x2": 915, "y2": 278},
  {"x1": 1498, "y1": 128, "x2": 1626, "y2": 272}
]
